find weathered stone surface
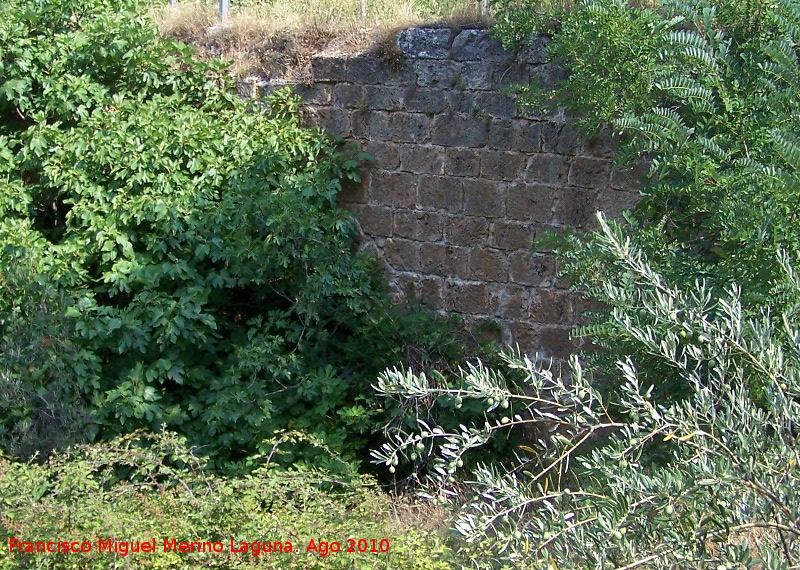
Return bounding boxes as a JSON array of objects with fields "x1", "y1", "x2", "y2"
[
  {"x1": 332, "y1": 83, "x2": 366, "y2": 108},
  {"x1": 350, "y1": 203, "x2": 392, "y2": 236},
  {"x1": 489, "y1": 119, "x2": 541, "y2": 152},
  {"x1": 552, "y1": 187, "x2": 597, "y2": 227},
  {"x1": 541, "y1": 121, "x2": 584, "y2": 155},
  {"x1": 505, "y1": 183, "x2": 554, "y2": 223},
  {"x1": 346, "y1": 53, "x2": 386, "y2": 83},
  {"x1": 463, "y1": 179, "x2": 503, "y2": 217},
  {"x1": 508, "y1": 252, "x2": 555, "y2": 286},
  {"x1": 431, "y1": 113, "x2": 489, "y2": 147},
  {"x1": 397, "y1": 28, "x2": 452, "y2": 59},
  {"x1": 493, "y1": 220, "x2": 534, "y2": 250},
  {"x1": 365, "y1": 85, "x2": 405, "y2": 111},
  {"x1": 461, "y1": 92, "x2": 517, "y2": 118},
  {"x1": 445, "y1": 148, "x2": 481, "y2": 177},
  {"x1": 402, "y1": 86, "x2": 452, "y2": 114},
  {"x1": 392, "y1": 113, "x2": 431, "y2": 143},
  {"x1": 597, "y1": 189, "x2": 640, "y2": 219},
  {"x1": 418, "y1": 175, "x2": 462, "y2": 210},
  {"x1": 362, "y1": 141, "x2": 400, "y2": 169},
  {"x1": 370, "y1": 170, "x2": 417, "y2": 208},
  {"x1": 529, "y1": 289, "x2": 571, "y2": 324},
  {"x1": 451, "y1": 29, "x2": 511, "y2": 62},
  {"x1": 385, "y1": 238, "x2": 421, "y2": 271},
  {"x1": 306, "y1": 106, "x2": 351, "y2": 137},
  {"x1": 395, "y1": 273, "x2": 444, "y2": 306},
  {"x1": 339, "y1": 175, "x2": 368, "y2": 203},
  {"x1": 468, "y1": 247, "x2": 507, "y2": 281},
  {"x1": 525, "y1": 154, "x2": 570, "y2": 186},
  {"x1": 480, "y1": 151, "x2": 527, "y2": 181},
  {"x1": 455, "y1": 62, "x2": 494, "y2": 90},
  {"x1": 445, "y1": 280, "x2": 489, "y2": 313},
  {"x1": 490, "y1": 284, "x2": 530, "y2": 319},
  {"x1": 311, "y1": 55, "x2": 348, "y2": 82},
  {"x1": 420, "y1": 243, "x2": 469, "y2": 275},
  {"x1": 446, "y1": 215, "x2": 489, "y2": 246},
  {"x1": 352, "y1": 110, "x2": 393, "y2": 141},
  {"x1": 413, "y1": 60, "x2": 458, "y2": 88},
  {"x1": 568, "y1": 157, "x2": 610, "y2": 189},
  {"x1": 394, "y1": 210, "x2": 445, "y2": 241},
  {"x1": 399, "y1": 144, "x2": 446, "y2": 175},
  {"x1": 535, "y1": 326, "x2": 574, "y2": 359}
]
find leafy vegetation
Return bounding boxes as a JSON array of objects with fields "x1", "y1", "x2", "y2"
[
  {"x1": 0, "y1": 431, "x2": 458, "y2": 570},
  {"x1": 0, "y1": 0, "x2": 461, "y2": 471},
  {"x1": 371, "y1": 0, "x2": 800, "y2": 567}
]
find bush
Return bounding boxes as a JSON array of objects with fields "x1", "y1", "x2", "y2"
[
  {"x1": 0, "y1": 0, "x2": 461, "y2": 470},
  {"x1": 491, "y1": 0, "x2": 800, "y2": 400},
  {"x1": 373, "y1": 215, "x2": 800, "y2": 569},
  {"x1": 0, "y1": 430, "x2": 458, "y2": 570}
]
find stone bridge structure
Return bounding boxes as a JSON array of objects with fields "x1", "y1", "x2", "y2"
[{"x1": 238, "y1": 27, "x2": 643, "y2": 357}]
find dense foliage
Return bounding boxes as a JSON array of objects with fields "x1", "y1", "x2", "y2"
[
  {"x1": 372, "y1": 0, "x2": 800, "y2": 567},
  {"x1": 0, "y1": 431, "x2": 458, "y2": 570},
  {"x1": 0, "y1": 0, "x2": 459, "y2": 470},
  {"x1": 509, "y1": 0, "x2": 800, "y2": 395},
  {"x1": 375, "y1": 217, "x2": 800, "y2": 569}
]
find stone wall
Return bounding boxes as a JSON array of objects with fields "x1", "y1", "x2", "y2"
[{"x1": 239, "y1": 28, "x2": 642, "y2": 357}]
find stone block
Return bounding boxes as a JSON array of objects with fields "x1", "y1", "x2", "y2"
[
  {"x1": 352, "y1": 203, "x2": 392, "y2": 236},
  {"x1": 370, "y1": 170, "x2": 417, "y2": 208},
  {"x1": 584, "y1": 125, "x2": 617, "y2": 158},
  {"x1": 332, "y1": 83, "x2": 366, "y2": 108},
  {"x1": 413, "y1": 60, "x2": 458, "y2": 88},
  {"x1": 384, "y1": 238, "x2": 421, "y2": 271},
  {"x1": 295, "y1": 83, "x2": 333, "y2": 106},
  {"x1": 418, "y1": 175, "x2": 462, "y2": 210},
  {"x1": 393, "y1": 113, "x2": 432, "y2": 143},
  {"x1": 505, "y1": 183, "x2": 554, "y2": 223},
  {"x1": 352, "y1": 110, "x2": 394, "y2": 141},
  {"x1": 541, "y1": 120, "x2": 585, "y2": 155},
  {"x1": 488, "y1": 119, "x2": 514, "y2": 150},
  {"x1": 306, "y1": 107, "x2": 351, "y2": 138},
  {"x1": 525, "y1": 153, "x2": 570, "y2": 186},
  {"x1": 420, "y1": 243, "x2": 469, "y2": 276},
  {"x1": 493, "y1": 62, "x2": 531, "y2": 88},
  {"x1": 311, "y1": 55, "x2": 348, "y2": 82},
  {"x1": 529, "y1": 289, "x2": 571, "y2": 324},
  {"x1": 468, "y1": 247, "x2": 507, "y2": 281},
  {"x1": 445, "y1": 148, "x2": 481, "y2": 177},
  {"x1": 513, "y1": 120, "x2": 541, "y2": 153},
  {"x1": 346, "y1": 53, "x2": 386, "y2": 83},
  {"x1": 493, "y1": 220, "x2": 534, "y2": 250},
  {"x1": 529, "y1": 63, "x2": 569, "y2": 91},
  {"x1": 363, "y1": 141, "x2": 400, "y2": 169},
  {"x1": 508, "y1": 251, "x2": 555, "y2": 286},
  {"x1": 445, "y1": 280, "x2": 489, "y2": 313},
  {"x1": 452, "y1": 29, "x2": 512, "y2": 62},
  {"x1": 399, "y1": 144, "x2": 446, "y2": 175},
  {"x1": 396, "y1": 273, "x2": 444, "y2": 307},
  {"x1": 481, "y1": 151, "x2": 527, "y2": 181},
  {"x1": 597, "y1": 189, "x2": 640, "y2": 220},
  {"x1": 462, "y1": 92, "x2": 517, "y2": 119},
  {"x1": 431, "y1": 113, "x2": 489, "y2": 147},
  {"x1": 535, "y1": 326, "x2": 575, "y2": 359},
  {"x1": 489, "y1": 284, "x2": 531, "y2": 319},
  {"x1": 552, "y1": 187, "x2": 597, "y2": 228},
  {"x1": 455, "y1": 62, "x2": 494, "y2": 90},
  {"x1": 339, "y1": 174, "x2": 368, "y2": 204},
  {"x1": 402, "y1": 86, "x2": 453, "y2": 114},
  {"x1": 470, "y1": 317, "x2": 505, "y2": 344},
  {"x1": 568, "y1": 157, "x2": 611, "y2": 189},
  {"x1": 463, "y1": 178, "x2": 503, "y2": 217},
  {"x1": 397, "y1": 28, "x2": 452, "y2": 59},
  {"x1": 393, "y1": 210, "x2": 445, "y2": 241},
  {"x1": 445, "y1": 215, "x2": 489, "y2": 246},
  {"x1": 508, "y1": 320, "x2": 538, "y2": 352},
  {"x1": 364, "y1": 86, "x2": 405, "y2": 111}
]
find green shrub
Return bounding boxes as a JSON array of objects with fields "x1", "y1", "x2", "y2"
[
  {"x1": 374, "y1": 215, "x2": 800, "y2": 569},
  {"x1": 0, "y1": 431, "x2": 458, "y2": 570},
  {"x1": 0, "y1": 0, "x2": 461, "y2": 470}
]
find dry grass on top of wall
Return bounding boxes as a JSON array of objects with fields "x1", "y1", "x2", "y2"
[{"x1": 150, "y1": 0, "x2": 489, "y2": 80}]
